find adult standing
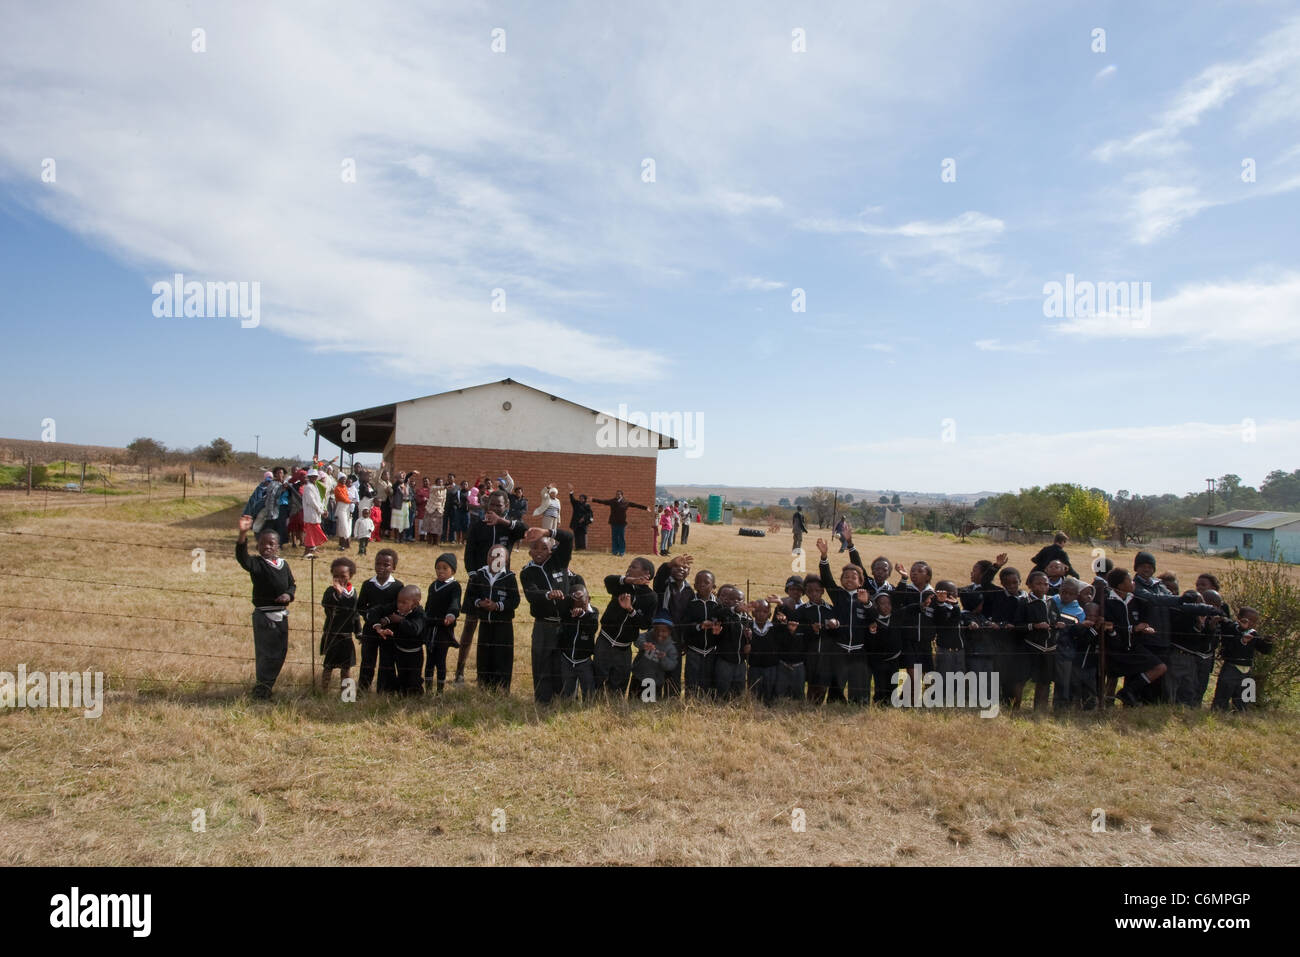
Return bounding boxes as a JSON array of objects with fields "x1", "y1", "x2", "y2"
[
  {"x1": 375, "y1": 469, "x2": 393, "y2": 534},
  {"x1": 425, "y1": 477, "x2": 447, "y2": 546},
  {"x1": 792, "y1": 506, "x2": 808, "y2": 552},
  {"x1": 390, "y1": 473, "x2": 409, "y2": 542},
  {"x1": 680, "y1": 501, "x2": 692, "y2": 545},
  {"x1": 415, "y1": 475, "x2": 431, "y2": 542},
  {"x1": 1031, "y1": 533, "x2": 1078, "y2": 578},
  {"x1": 586, "y1": 489, "x2": 650, "y2": 557},
  {"x1": 568, "y1": 484, "x2": 594, "y2": 550},
  {"x1": 443, "y1": 473, "x2": 461, "y2": 544},
  {"x1": 533, "y1": 484, "x2": 561, "y2": 532}
]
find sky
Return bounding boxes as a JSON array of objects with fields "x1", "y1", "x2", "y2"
[{"x1": 1, "y1": 0, "x2": 1298, "y2": 496}]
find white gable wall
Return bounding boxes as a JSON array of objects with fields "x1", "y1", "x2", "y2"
[{"x1": 394, "y1": 381, "x2": 661, "y2": 458}]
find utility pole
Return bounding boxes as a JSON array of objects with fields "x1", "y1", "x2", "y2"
[
  {"x1": 255, "y1": 434, "x2": 260, "y2": 457},
  {"x1": 1205, "y1": 478, "x2": 1216, "y2": 517}
]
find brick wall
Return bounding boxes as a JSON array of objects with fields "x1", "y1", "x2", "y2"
[{"x1": 391, "y1": 444, "x2": 659, "y2": 553}]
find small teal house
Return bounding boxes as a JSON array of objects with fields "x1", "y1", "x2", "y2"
[{"x1": 1194, "y1": 510, "x2": 1300, "y2": 563}]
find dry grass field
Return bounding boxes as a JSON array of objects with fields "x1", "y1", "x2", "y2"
[{"x1": 1, "y1": 491, "x2": 1298, "y2": 866}]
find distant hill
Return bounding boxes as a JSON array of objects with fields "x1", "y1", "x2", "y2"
[{"x1": 659, "y1": 484, "x2": 1001, "y2": 506}]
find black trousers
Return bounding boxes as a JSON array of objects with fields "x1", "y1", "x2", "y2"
[
  {"x1": 395, "y1": 646, "x2": 424, "y2": 695},
  {"x1": 594, "y1": 638, "x2": 632, "y2": 697},
  {"x1": 869, "y1": 655, "x2": 902, "y2": 704},
  {"x1": 424, "y1": 640, "x2": 452, "y2": 690},
  {"x1": 831, "y1": 653, "x2": 871, "y2": 703},
  {"x1": 572, "y1": 525, "x2": 588, "y2": 550},
  {"x1": 476, "y1": 621, "x2": 514, "y2": 691},
  {"x1": 251, "y1": 610, "x2": 288, "y2": 699},
  {"x1": 531, "y1": 620, "x2": 564, "y2": 703},
  {"x1": 376, "y1": 641, "x2": 399, "y2": 693},
  {"x1": 358, "y1": 633, "x2": 381, "y2": 690}
]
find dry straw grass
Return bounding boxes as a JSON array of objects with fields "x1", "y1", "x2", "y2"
[{"x1": 1, "y1": 493, "x2": 1297, "y2": 865}]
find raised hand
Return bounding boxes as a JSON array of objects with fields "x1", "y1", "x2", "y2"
[
  {"x1": 816, "y1": 538, "x2": 829, "y2": 557},
  {"x1": 238, "y1": 514, "x2": 254, "y2": 533},
  {"x1": 995, "y1": 552, "x2": 1009, "y2": 565},
  {"x1": 855, "y1": 588, "x2": 871, "y2": 603},
  {"x1": 617, "y1": 593, "x2": 633, "y2": 611}
]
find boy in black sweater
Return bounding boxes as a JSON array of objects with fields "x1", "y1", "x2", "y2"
[
  {"x1": 867, "y1": 592, "x2": 903, "y2": 705},
  {"x1": 816, "y1": 537, "x2": 875, "y2": 703},
  {"x1": 520, "y1": 528, "x2": 579, "y2": 704},
  {"x1": 1018, "y1": 570, "x2": 1061, "y2": 711},
  {"x1": 597, "y1": 557, "x2": 658, "y2": 698},
  {"x1": 465, "y1": 543, "x2": 521, "y2": 691},
  {"x1": 773, "y1": 581, "x2": 806, "y2": 700},
  {"x1": 236, "y1": 515, "x2": 296, "y2": 699},
  {"x1": 1212, "y1": 607, "x2": 1273, "y2": 711},
  {"x1": 798, "y1": 575, "x2": 837, "y2": 704},
  {"x1": 455, "y1": 489, "x2": 528, "y2": 686},
  {"x1": 745, "y1": 598, "x2": 779, "y2": 704},
  {"x1": 681, "y1": 570, "x2": 721, "y2": 696},
  {"x1": 713, "y1": 585, "x2": 749, "y2": 699},
  {"x1": 423, "y1": 553, "x2": 462, "y2": 693},
  {"x1": 373, "y1": 584, "x2": 427, "y2": 695},
  {"x1": 558, "y1": 585, "x2": 600, "y2": 701},
  {"x1": 653, "y1": 553, "x2": 695, "y2": 696},
  {"x1": 357, "y1": 549, "x2": 403, "y2": 693}
]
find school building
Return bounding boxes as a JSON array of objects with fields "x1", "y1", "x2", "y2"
[
  {"x1": 309, "y1": 379, "x2": 676, "y2": 550},
  {"x1": 1193, "y1": 510, "x2": 1300, "y2": 563}
]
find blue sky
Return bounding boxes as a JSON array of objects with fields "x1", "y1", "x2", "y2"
[{"x1": 2, "y1": 1, "x2": 1298, "y2": 495}]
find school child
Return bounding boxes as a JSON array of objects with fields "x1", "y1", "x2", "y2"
[
  {"x1": 931, "y1": 580, "x2": 965, "y2": 684},
  {"x1": 892, "y1": 561, "x2": 937, "y2": 705},
  {"x1": 1130, "y1": 551, "x2": 1175, "y2": 704},
  {"x1": 657, "y1": 507, "x2": 673, "y2": 556},
  {"x1": 456, "y1": 490, "x2": 529, "y2": 686},
  {"x1": 466, "y1": 543, "x2": 521, "y2": 691},
  {"x1": 1102, "y1": 568, "x2": 1168, "y2": 706},
  {"x1": 1072, "y1": 601, "x2": 1103, "y2": 709},
  {"x1": 713, "y1": 585, "x2": 749, "y2": 699},
  {"x1": 1211, "y1": 607, "x2": 1273, "y2": 711},
  {"x1": 982, "y1": 566, "x2": 1027, "y2": 706},
  {"x1": 773, "y1": 579, "x2": 806, "y2": 700},
  {"x1": 862, "y1": 593, "x2": 900, "y2": 704},
  {"x1": 365, "y1": 503, "x2": 382, "y2": 552},
  {"x1": 959, "y1": 555, "x2": 1004, "y2": 688},
  {"x1": 521, "y1": 527, "x2": 580, "y2": 704},
  {"x1": 866, "y1": 557, "x2": 894, "y2": 597},
  {"x1": 286, "y1": 468, "x2": 307, "y2": 550},
  {"x1": 301, "y1": 469, "x2": 328, "y2": 556},
  {"x1": 632, "y1": 617, "x2": 680, "y2": 702},
  {"x1": 558, "y1": 585, "x2": 599, "y2": 701},
  {"x1": 370, "y1": 585, "x2": 427, "y2": 695},
  {"x1": 745, "y1": 599, "x2": 779, "y2": 703},
  {"x1": 1049, "y1": 578, "x2": 1087, "y2": 710},
  {"x1": 1168, "y1": 589, "x2": 1216, "y2": 708},
  {"x1": 353, "y1": 484, "x2": 375, "y2": 556},
  {"x1": 423, "y1": 553, "x2": 462, "y2": 693},
  {"x1": 235, "y1": 515, "x2": 296, "y2": 699},
  {"x1": 653, "y1": 553, "x2": 695, "y2": 696},
  {"x1": 1044, "y1": 560, "x2": 1069, "y2": 595},
  {"x1": 798, "y1": 574, "x2": 837, "y2": 704},
  {"x1": 320, "y1": 556, "x2": 361, "y2": 690},
  {"x1": 598, "y1": 558, "x2": 658, "y2": 698},
  {"x1": 1017, "y1": 571, "x2": 1062, "y2": 711},
  {"x1": 681, "y1": 570, "x2": 722, "y2": 696},
  {"x1": 816, "y1": 537, "x2": 875, "y2": 703},
  {"x1": 357, "y1": 549, "x2": 403, "y2": 693}
]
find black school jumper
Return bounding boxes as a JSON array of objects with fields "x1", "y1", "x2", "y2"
[
  {"x1": 357, "y1": 576, "x2": 403, "y2": 692},
  {"x1": 320, "y1": 584, "x2": 361, "y2": 670},
  {"x1": 712, "y1": 608, "x2": 748, "y2": 699},
  {"x1": 388, "y1": 606, "x2": 428, "y2": 695},
  {"x1": 519, "y1": 530, "x2": 578, "y2": 704},
  {"x1": 598, "y1": 574, "x2": 656, "y2": 697},
  {"x1": 1212, "y1": 620, "x2": 1274, "y2": 711},
  {"x1": 681, "y1": 596, "x2": 721, "y2": 695},
  {"x1": 465, "y1": 566, "x2": 520, "y2": 690},
  {"x1": 558, "y1": 606, "x2": 600, "y2": 700},
  {"x1": 797, "y1": 600, "x2": 837, "y2": 700},
  {"x1": 819, "y1": 558, "x2": 877, "y2": 703},
  {"x1": 746, "y1": 619, "x2": 780, "y2": 703},
  {"x1": 773, "y1": 601, "x2": 807, "y2": 700},
  {"x1": 235, "y1": 541, "x2": 296, "y2": 698},
  {"x1": 653, "y1": 563, "x2": 695, "y2": 695},
  {"x1": 423, "y1": 579, "x2": 462, "y2": 691}
]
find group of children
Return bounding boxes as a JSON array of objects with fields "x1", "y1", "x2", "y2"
[{"x1": 235, "y1": 511, "x2": 1273, "y2": 711}]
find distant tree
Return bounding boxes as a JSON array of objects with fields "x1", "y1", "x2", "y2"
[
  {"x1": 778, "y1": 497, "x2": 791, "y2": 507},
  {"x1": 890, "y1": 493, "x2": 900, "y2": 505},
  {"x1": 842, "y1": 493, "x2": 854, "y2": 504},
  {"x1": 878, "y1": 495, "x2": 889, "y2": 504},
  {"x1": 1261, "y1": 469, "x2": 1300, "y2": 510},
  {"x1": 202, "y1": 437, "x2": 235, "y2": 465},
  {"x1": 1057, "y1": 488, "x2": 1109, "y2": 541},
  {"x1": 808, "y1": 487, "x2": 836, "y2": 528},
  {"x1": 1110, "y1": 490, "x2": 1154, "y2": 546},
  {"x1": 126, "y1": 437, "x2": 167, "y2": 464}
]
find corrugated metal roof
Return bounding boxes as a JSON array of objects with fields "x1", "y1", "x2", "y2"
[{"x1": 1195, "y1": 509, "x2": 1300, "y2": 530}]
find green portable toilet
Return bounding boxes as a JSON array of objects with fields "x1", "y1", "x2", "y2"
[{"x1": 707, "y1": 494, "x2": 723, "y2": 524}]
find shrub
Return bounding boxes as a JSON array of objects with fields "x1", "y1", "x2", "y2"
[{"x1": 1221, "y1": 555, "x2": 1300, "y2": 708}]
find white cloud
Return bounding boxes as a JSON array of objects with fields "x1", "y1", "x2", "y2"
[
  {"x1": 973, "y1": 338, "x2": 1044, "y2": 354},
  {"x1": 798, "y1": 210, "x2": 1006, "y2": 277},
  {"x1": 1094, "y1": 64, "x2": 1117, "y2": 82},
  {"x1": 1056, "y1": 273, "x2": 1300, "y2": 346},
  {"x1": 732, "y1": 276, "x2": 786, "y2": 291}
]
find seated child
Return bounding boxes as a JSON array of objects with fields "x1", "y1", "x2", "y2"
[{"x1": 632, "y1": 616, "x2": 680, "y2": 702}]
